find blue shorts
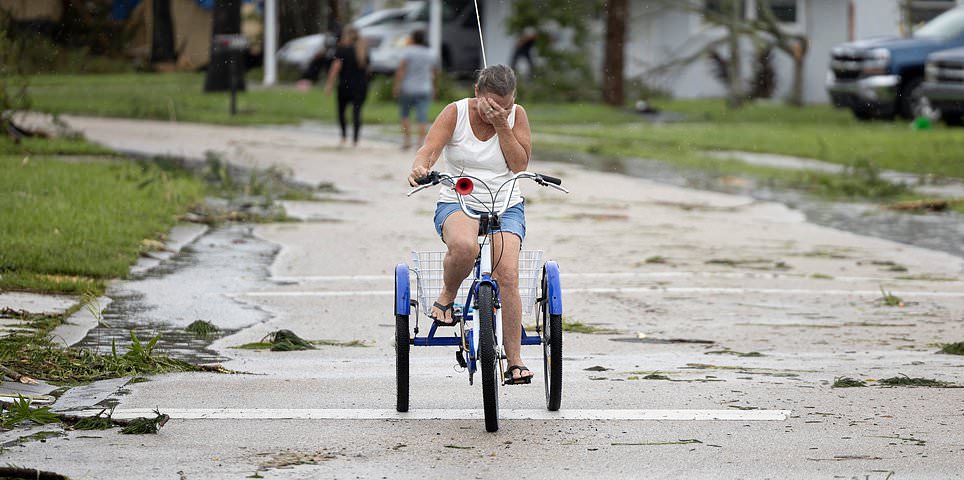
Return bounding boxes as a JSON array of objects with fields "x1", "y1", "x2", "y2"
[
  {"x1": 434, "y1": 201, "x2": 526, "y2": 243},
  {"x1": 399, "y1": 93, "x2": 430, "y2": 123}
]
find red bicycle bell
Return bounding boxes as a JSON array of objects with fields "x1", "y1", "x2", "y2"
[{"x1": 455, "y1": 177, "x2": 474, "y2": 196}]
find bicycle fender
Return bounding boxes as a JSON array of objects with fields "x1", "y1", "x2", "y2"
[
  {"x1": 545, "y1": 261, "x2": 563, "y2": 315},
  {"x1": 395, "y1": 263, "x2": 411, "y2": 316}
]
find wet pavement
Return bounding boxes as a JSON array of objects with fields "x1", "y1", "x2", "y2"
[
  {"x1": 74, "y1": 225, "x2": 278, "y2": 365},
  {"x1": 545, "y1": 150, "x2": 964, "y2": 259},
  {"x1": 5, "y1": 116, "x2": 964, "y2": 479}
]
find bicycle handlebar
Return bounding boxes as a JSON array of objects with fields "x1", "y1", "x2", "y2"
[
  {"x1": 537, "y1": 174, "x2": 562, "y2": 186},
  {"x1": 407, "y1": 171, "x2": 569, "y2": 219}
]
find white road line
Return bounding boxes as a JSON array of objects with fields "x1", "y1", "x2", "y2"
[
  {"x1": 240, "y1": 287, "x2": 964, "y2": 298},
  {"x1": 270, "y1": 272, "x2": 959, "y2": 284},
  {"x1": 79, "y1": 408, "x2": 790, "y2": 421}
]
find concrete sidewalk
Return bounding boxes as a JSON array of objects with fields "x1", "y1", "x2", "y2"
[{"x1": 8, "y1": 116, "x2": 964, "y2": 479}]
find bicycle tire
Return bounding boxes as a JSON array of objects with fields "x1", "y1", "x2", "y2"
[
  {"x1": 542, "y1": 270, "x2": 563, "y2": 411},
  {"x1": 395, "y1": 313, "x2": 410, "y2": 412},
  {"x1": 478, "y1": 283, "x2": 500, "y2": 432}
]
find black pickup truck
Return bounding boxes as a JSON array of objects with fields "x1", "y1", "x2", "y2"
[
  {"x1": 923, "y1": 46, "x2": 964, "y2": 126},
  {"x1": 826, "y1": 6, "x2": 964, "y2": 121}
]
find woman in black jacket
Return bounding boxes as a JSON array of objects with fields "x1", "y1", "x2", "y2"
[{"x1": 324, "y1": 27, "x2": 369, "y2": 147}]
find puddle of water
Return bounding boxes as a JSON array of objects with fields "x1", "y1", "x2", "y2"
[
  {"x1": 544, "y1": 151, "x2": 964, "y2": 259},
  {"x1": 74, "y1": 224, "x2": 278, "y2": 364}
]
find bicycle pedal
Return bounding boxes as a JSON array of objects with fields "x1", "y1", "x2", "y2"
[{"x1": 455, "y1": 350, "x2": 467, "y2": 369}]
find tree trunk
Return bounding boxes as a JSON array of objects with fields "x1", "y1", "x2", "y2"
[
  {"x1": 602, "y1": 0, "x2": 628, "y2": 106},
  {"x1": 787, "y1": 38, "x2": 808, "y2": 106},
  {"x1": 724, "y1": 0, "x2": 744, "y2": 109},
  {"x1": 150, "y1": 0, "x2": 177, "y2": 64}
]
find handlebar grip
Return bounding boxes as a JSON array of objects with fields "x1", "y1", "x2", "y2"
[
  {"x1": 538, "y1": 174, "x2": 562, "y2": 186},
  {"x1": 415, "y1": 171, "x2": 439, "y2": 185}
]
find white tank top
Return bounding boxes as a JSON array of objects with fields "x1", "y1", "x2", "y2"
[{"x1": 437, "y1": 98, "x2": 523, "y2": 212}]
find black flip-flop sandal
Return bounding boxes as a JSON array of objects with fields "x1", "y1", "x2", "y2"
[
  {"x1": 504, "y1": 365, "x2": 533, "y2": 385},
  {"x1": 430, "y1": 301, "x2": 457, "y2": 326}
]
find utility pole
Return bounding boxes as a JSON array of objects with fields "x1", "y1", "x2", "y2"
[
  {"x1": 430, "y1": 0, "x2": 442, "y2": 66},
  {"x1": 263, "y1": 0, "x2": 277, "y2": 86}
]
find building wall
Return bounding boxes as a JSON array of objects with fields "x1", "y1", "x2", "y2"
[{"x1": 853, "y1": 0, "x2": 902, "y2": 39}]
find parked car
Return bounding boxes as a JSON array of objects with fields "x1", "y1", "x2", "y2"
[
  {"x1": 363, "y1": 0, "x2": 481, "y2": 75},
  {"x1": 276, "y1": 3, "x2": 420, "y2": 74},
  {"x1": 922, "y1": 46, "x2": 964, "y2": 126},
  {"x1": 826, "y1": 6, "x2": 964, "y2": 120}
]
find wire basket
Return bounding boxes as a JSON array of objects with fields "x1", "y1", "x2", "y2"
[{"x1": 411, "y1": 250, "x2": 544, "y2": 317}]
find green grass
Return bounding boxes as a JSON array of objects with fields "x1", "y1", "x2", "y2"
[
  {"x1": 538, "y1": 121, "x2": 964, "y2": 179},
  {"x1": 26, "y1": 73, "x2": 964, "y2": 182},
  {"x1": 27, "y1": 72, "x2": 644, "y2": 128},
  {"x1": 0, "y1": 142, "x2": 204, "y2": 293}
]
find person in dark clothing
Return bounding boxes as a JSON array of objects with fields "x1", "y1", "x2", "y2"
[
  {"x1": 510, "y1": 26, "x2": 538, "y2": 78},
  {"x1": 324, "y1": 27, "x2": 369, "y2": 147}
]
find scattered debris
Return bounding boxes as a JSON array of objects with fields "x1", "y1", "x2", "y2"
[
  {"x1": 0, "y1": 467, "x2": 69, "y2": 480},
  {"x1": 886, "y1": 199, "x2": 951, "y2": 213},
  {"x1": 70, "y1": 409, "x2": 113, "y2": 431},
  {"x1": 832, "y1": 377, "x2": 867, "y2": 388},
  {"x1": 706, "y1": 349, "x2": 764, "y2": 357},
  {"x1": 612, "y1": 439, "x2": 702, "y2": 446},
  {"x1": 259, "y1": 449, "x2": 338, "y2": 469},
  {"x1": 444, "y1": 444, "x2": 473, "y2": 449},
  {"x1": 120, "y1": 409, "x2": 169, "y2": 434},
  {"x1": 584, "y1": 366, "x2": 612, "y2": 372},
  {"x1": 645, "y1": 256, "x2": 668, "y2": 264},
  {"x1": 705, "y1": 258, "x2": 790, "y2": 270},
  {"x1": 562, "y1": 319, "x2": 619, "y2": 335},
  {"x1": 642, "y1": 374, "x2": 671, "y2": 380},
  {"x1": 0, "y1": 396, "x2": 60, "y2": 428},
  {"x1": 878, "y1": 374, "x2": 951, "y2": 387},
  {"x1": 263, "y1": 330, "x2": 314, "y2": 351},
  {"x1": 878, "y1": 287, "x2": 904, "y2": 307},
  {"x1": 938, "y1": 342, "x2": 964, "y2": 355},
  {"x1": 185, "y1": 320, "x2": 219, "y2": 338},
  {"x1": 612, "y1": 333, "x2": 714, "y2": 344},
  {"x1": 233, "y1": 331, "x2": 369, "y2": 350}
]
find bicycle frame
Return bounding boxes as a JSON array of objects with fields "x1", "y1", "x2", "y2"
[{"x1": 407, "y1": 171, "x2": 567, "y2": 380}]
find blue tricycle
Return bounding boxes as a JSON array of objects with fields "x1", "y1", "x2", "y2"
[{"x1": 395, "y1": 171, "x2": 567, "y2": 432}]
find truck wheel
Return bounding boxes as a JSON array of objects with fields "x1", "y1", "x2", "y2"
[
  {"x1": 944, "y1": 114, "x2": 964, "y2": 127},
  {"x1": 898, "y1": 77, "x2": 924, "y2": 120},
  {"x1": 852, "y1": 108, "x2": 875, "y2": 121}
]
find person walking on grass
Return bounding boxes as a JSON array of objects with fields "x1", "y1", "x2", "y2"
[
  {"x1": 324, "y1": 27, "x2": 369, "y2": 147},
  {"x1": 393, "y1": 30, "x2": 436, "y2": 150}
]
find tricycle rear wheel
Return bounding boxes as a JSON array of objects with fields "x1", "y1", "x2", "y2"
[{"x1": 395, "y1": 313, "x2": 410, "y2": 412}]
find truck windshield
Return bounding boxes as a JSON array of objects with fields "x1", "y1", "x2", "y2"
[{"x1": 915, "y1": 8, "x2": 964, "y2": 40}]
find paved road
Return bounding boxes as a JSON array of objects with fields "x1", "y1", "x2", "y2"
[{"x1": 8, "y1": 116, "x2": 964, "y2": 479}]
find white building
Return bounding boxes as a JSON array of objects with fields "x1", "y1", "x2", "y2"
[{"x1": 480, "y1": 0, "x2": 963, "y2": 103}]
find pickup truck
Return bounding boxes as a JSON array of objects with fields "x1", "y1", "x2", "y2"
[
  {"x1": 922, "y1": 46, "x2": 964, "y2": 126},
  {"x1": 826, "y1": 6, "x2": 964, "y2": 121}
]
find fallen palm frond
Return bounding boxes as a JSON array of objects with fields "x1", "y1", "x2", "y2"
[
  {"x1": 878, "y1": 374, "x2": 951, "y2": 387},
  {"x1": 832, "y1": 377, "x2": 867, "y2": 388},
  {"x1": 938, "y1": 342, "x2": 964, "y2": 355},
  {"x1": 185, "y1": 320, "x2": 219, "y2": 337},
  {"x1": 0, "y1": 395, "x2": 60, "y2": 428},
  {"x1": 120, "y1": 409, "x2": 169, "y2": 434}
]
